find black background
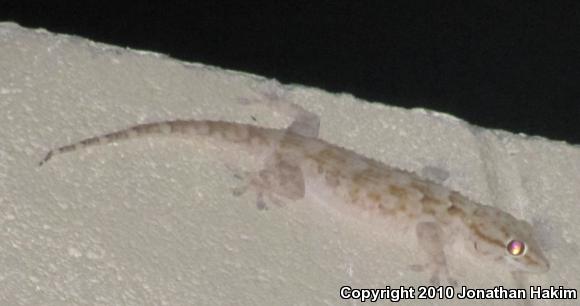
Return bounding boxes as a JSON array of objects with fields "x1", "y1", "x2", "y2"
[{"x1": 3, "y1": 1, "x2": 580, "y2": 143}]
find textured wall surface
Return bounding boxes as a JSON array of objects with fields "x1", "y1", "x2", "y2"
[{"x1": 1, "y1": 22, "x2": 578, "y2": 305}]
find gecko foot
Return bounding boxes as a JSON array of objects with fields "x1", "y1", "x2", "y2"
[
  {"x1": 410, "y1": 263, "x2": 458, "y2": 288},
  {"x1": 429, "y1": 271, "x2": 458, "y2": 288},
  {"x1": 239, "y1": 86, "x2": 320, "y2": 138},
  {"x1": 227, "y1": 166, "x2": 287, "y2": 210}
]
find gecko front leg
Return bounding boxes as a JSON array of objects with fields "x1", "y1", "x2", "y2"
[{"x1": 414, "y1": 221, "x2": 458, "y2": 287}]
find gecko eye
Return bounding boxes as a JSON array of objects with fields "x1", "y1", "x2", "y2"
[{"x1": 507, "y1": 240, "x2": 526, "y2": 256}]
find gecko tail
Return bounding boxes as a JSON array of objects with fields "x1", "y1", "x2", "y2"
[
  {"x1": 38, "y1": 120, "x2": 271, "y2": 166},
  {"x1": 38, "y1": 150, "x2": 54, "y2": 166}
]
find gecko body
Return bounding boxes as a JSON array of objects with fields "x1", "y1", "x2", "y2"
[{"x1": 39, "y1": 100, "x2": 549, "y2": 284}]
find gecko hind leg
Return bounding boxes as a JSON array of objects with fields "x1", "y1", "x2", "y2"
[
  {"x1": 413, "y1": 221, "x2": 458, "y2": 287},
  {"x1": 240, "y1": 90, "x2": 320, "y2": 138},
  {"x1": 229, "y1": 158, "x2": 306, "y2": 210},
  {"x1": 236, "y1": 88, "x2": 313, "y2": 208}
]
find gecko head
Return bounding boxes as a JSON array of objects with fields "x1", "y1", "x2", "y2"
[{"x1": 465, "y1": 206, "x2": 549, "y2": 273}]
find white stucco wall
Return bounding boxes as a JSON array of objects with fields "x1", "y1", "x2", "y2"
[{"x1": 1, "y1": 22, "x2": 578, "y2": 305}]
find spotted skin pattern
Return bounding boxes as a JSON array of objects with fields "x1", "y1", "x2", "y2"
[{"x1": 39, "y1": 100, "x2": 549, "y2": 285}]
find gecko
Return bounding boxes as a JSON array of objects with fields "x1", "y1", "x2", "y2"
[{"x1": 38, "y1": 98, "x2": 549, "y2": 285}]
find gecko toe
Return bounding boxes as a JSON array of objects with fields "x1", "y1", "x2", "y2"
[
  {"x1": 448, "y1": 278, "x2": 459, "y2": 289},
  {"x1": 256, "y1": 193, "x2": 268, "y2": 210},
  {"x1": 231, "y1": 185, "x2": 248, "y2": 197},
  {"x1": 409, "y1": 264, "x2": 427, "y2": 272},
  {"x1": 429, "y1": 275, "x2": 441, "y2": 286}
]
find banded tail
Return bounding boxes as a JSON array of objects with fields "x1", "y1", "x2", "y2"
[{"x1": 39, "y1": 120, "x2": 272, "y2": 166}]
